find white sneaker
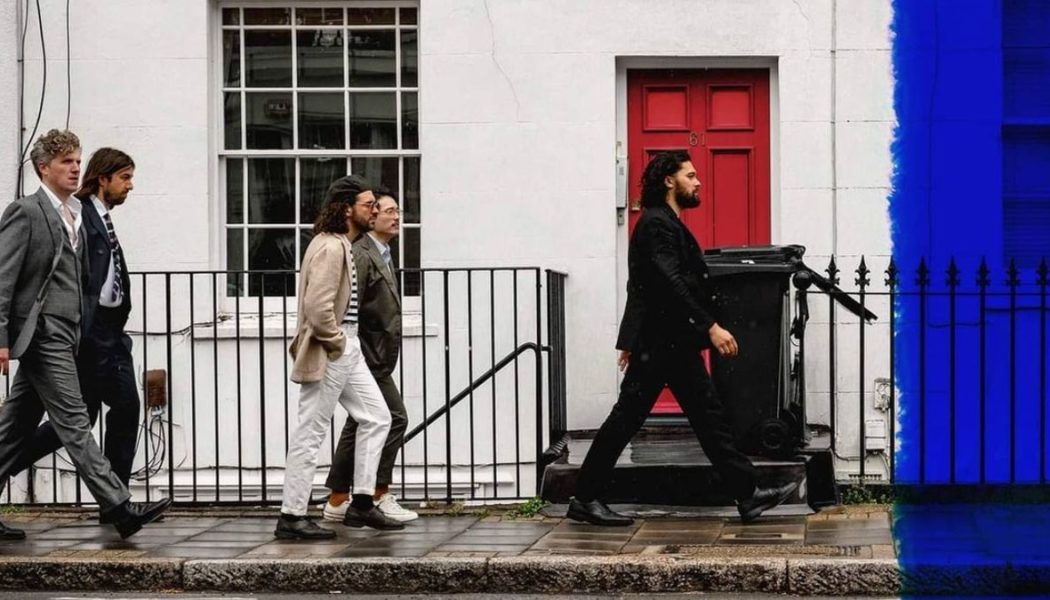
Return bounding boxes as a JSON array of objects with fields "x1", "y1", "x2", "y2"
[
  {"x1": 376, "y1": 493, "x2": 419, "y2": 522},
  {"x1": 322, "y1": 500, "x2": 348, "y2": 522}
]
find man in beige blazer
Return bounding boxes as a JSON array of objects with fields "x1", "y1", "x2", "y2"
[
  {"x1": 323, "y1": 187, "x2": 417, "y2": 523},
  {"x1": 276, "y1": 175, "x2": 404, "y2": 540}
]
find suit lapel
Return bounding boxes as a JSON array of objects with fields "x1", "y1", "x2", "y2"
[
  {"x1": 84, "y1": 200, "x2": 110, "y2": 243},
  {"x1": 34, "y1": 190, "x2": 66, "y2": 255},
  {"x1": 365, "y1": 238, "x2": 401, "y2": 307}
]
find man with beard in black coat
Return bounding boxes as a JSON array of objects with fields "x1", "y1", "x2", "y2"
[{"x1": 568, "y1": 151, "x2": 798, "y2": 526}]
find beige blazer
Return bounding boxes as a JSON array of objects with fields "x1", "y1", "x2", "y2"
[{"x1": 289, "y1": 232, "x2": 354, "y2": 383}]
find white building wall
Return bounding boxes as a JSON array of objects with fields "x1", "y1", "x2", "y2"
[{"x1": 1, "y1": 0, "x2": 897, "y2": 499}]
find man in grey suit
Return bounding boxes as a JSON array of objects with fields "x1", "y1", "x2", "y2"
[
  {"x1": 0, "y1": 129, "x2": 170, "y2": 540},
  {"x1": 322, "y1": 187, "x2": 417, "y2": 523}
]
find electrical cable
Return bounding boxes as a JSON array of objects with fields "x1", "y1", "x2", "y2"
[
  {"x1": 15, "y1": 0, "x2": 31, "y2": 198},
  {"x1": 65, "y1": 0, "x2": 70, "y2": 129},
  {"x1": 17, "y1": 0, "x2": 47, "y2": 194}
]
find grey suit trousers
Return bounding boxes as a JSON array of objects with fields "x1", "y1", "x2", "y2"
[{"x1": 0, "y1": 314, "x2": 130, "y2": 510}]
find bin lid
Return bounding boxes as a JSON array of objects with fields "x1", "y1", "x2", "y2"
[{"x1": 705, "y1": 245, "x2": 805, "y2": 275}]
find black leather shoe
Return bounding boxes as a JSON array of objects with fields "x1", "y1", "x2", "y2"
[
  {"x1": 99, "y1": 511, "x2": 166, "y2": 525},
  {"x1": 738, "y1": 481, "x2": 800, "y2": 523},
  {"x1": 105, "y1": 498, "x2": 173, "y2": 539},
  {"x1": 343, "y1": 505, "x2": 405, "y2": 530},
  {"x1": 0, "y1": 520, "x2": 26, "y2": 540},
  {"x1": 567, "y1": 497, "x2": 634, "y2": 526},
  {"x1": 274, "y1": 513, "x2": 337, "y2": 540}
]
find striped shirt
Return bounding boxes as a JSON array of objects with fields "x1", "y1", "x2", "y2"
[{"x1": 342, "y1": 253, "x2": 359, "y2": 325}]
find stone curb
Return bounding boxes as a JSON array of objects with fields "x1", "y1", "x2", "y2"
[
  {"x1": 4, "y1": 554, "x2": 1045, "y2": 595},
  {"x1": 0, "y1": 557, "x2": 184, "y2": 591},
  {"x1": 180, "y1": 556, "x2": 886, "y2": 594}
]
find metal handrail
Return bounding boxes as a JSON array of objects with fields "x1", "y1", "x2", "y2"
[{"x1": 403, "y1": 342, "x2": 545, "y2": 444}]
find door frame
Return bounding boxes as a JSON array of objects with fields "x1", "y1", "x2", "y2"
[{"x1": 614, "y1": 56, "x2": 781, "y2": 403}]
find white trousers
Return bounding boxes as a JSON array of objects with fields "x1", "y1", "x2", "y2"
[{"x1": 280, "y1": 325, "x2": 391, "y2": 516}]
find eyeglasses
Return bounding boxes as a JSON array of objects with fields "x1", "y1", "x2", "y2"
[{"x1": 379, "y1": 207, "x2": 401, "y2": 216}]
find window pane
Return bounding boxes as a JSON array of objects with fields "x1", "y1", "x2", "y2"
[
  {"x1": 244, "y1": 7, "x2": 290, "y2": 25},
  {"x1": 401, "y1": 30, "x2": 417, "y2": 87},
  {"x1": 348, "y1": 30, "x2": 396, "y2": 87},
  {"x1": 403, "y1": 156, "x2": 420, "y2": 223},
  {"x1": 224, "y1": 92, "x2": 242, "y2": 150},
  {"x1": 297, "y1": 29, "x2": 344, "y2": 87},
  {"x1": 349, "y1": 8, "x2": 395, "y2": 25},
  {"x1": 248, "y1": 229, "x2": 296, "y2": 296},
  {"x1": 223, "y1": 30, "x2": 240, "y2": 87},
  {"x1": 222, "y1": 8, "x2": 239, "y2": 25},
  {"x1": 248, "y1": 158, "x2": 295, "y2": 224},
  {"x1": 299, "y1": 93, "x2": 345, "y2": 150},
  {"x1": 297, "y1": 8, "x2": 343, "y2": 26},
  {"x1": 402, "y1": 92, "x2": 418, "y2": 149},
  {"x1": 402, "y1": 227, "x2": 421, "y2": 296},
  {"x1": 245, "y1": 92, "x2": 293, "y2": 149},
  {"x1": 301, "y1": 157, "x2": 347, "y2": 224},
  {"x1": 226, "y1": 228, "x2": 243, "y2": 295},
  {"x1": 300, "y1": 228, "x2": 315, "y2": 262},
  {"x1": 351, "y1": 156, "x2": 398, "y2": 193},
  {"x1": 349, "y1": 93, "x2": 397, "y2": 149},
  {"x1": 245, "y1": 30, "x2": 292, "y2": 88},
  {"x1": 226, "y1": 158, "x2": 244, "y2": 224},
  {"x1": 400, "y1": 7, "x2": 418, "y2": 25}
]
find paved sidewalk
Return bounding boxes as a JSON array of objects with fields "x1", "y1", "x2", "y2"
[{"x1": 0, "y1": 504, "x2": 901, "y2": 595}]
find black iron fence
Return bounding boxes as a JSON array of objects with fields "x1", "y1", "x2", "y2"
[
  {"x1": 2, "y1": 267, "x2": 568, "y2": 506},
  {"x1": 5, "y1": 255, "x2": 1048, "y2": 506},
  {"x1": 790, "y1": 255, "x2": 1048, "y2": 486}
]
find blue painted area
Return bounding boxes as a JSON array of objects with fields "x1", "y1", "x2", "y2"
[{"x1": 891, "y1": 0, "x2": 1049, "y2": 486}]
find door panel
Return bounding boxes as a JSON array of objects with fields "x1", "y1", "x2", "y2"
[{"x1": 625, "y1": 69, "x2": 771, "y2": 415}]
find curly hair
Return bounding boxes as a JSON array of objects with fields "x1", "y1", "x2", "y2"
[
  {"x1": 640, "y1": 150, "x2": 691, "y2": 209},
  {"x1": 313, "y1": 174, "x2": 371, "y2": 234},
  {"x1": 30, "y1": 129, "x2": 81, "y2": 177}
]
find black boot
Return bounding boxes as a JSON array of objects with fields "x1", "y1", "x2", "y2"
[
  {"x1": 567, "y1": 497, "x2": 634, "y2": 526},
  {"x1": 104, "y1": 498, "x2": 173, "y2": 539},
  {"x1": 274, "y1": 513, "x2": 337, "y2": 540},
  {"x1": 737, "y1": 481, "x2": 800, "y2": 523},
  {"x1": 343, "y1": 505, "x2": 405, "y2": 530},
  {"x1": 0, "y1": 520, "x2": 26, "y2": 540}
]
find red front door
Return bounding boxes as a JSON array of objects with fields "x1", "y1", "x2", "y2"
[{"x1": 626, "y1": 68, "x2": 771, "y2": 415}]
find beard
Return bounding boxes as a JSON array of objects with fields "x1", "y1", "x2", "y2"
[
  {"x1": 676, "y1": 186, "x2": 701, "y2": 209},
  {"x1": 352, "y1": 212, "x2": 374, "y2": 232}
]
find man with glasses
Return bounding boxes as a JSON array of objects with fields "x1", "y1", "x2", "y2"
[
  {"x1": 323, "y1": 186, "x2": 417, "y2": 523},
  {"x1": 276, "y1": 175, "x2": 404, "y2": 540}
]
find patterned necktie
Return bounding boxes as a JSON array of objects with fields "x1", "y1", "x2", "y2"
[
  {"x1": 381, "y1": 246, "x2": 394, "y2": 278},
  {"x1": 101, "y1": 211, "x2": 123, "y2": 304},
  {"x1": 61, "y1": 203, "x2": 78, "y2": 247}
]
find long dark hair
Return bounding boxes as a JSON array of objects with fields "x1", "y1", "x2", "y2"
[
  {"x1": 640, "y1": 151, "x2": 691, "y2": 209},
  {"x1": 313, "y1": 174, "x2": 370, "y2": 234},
  {"x1": 74, "y1": 147, "x2": 134, "y2": 201}
]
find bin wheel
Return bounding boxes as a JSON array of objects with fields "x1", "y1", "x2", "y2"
[{"x1": 754, "y1": 418, "x2": 793, "y2": 457}]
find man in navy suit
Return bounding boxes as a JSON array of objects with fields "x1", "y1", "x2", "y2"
[{"x1": 12, "y1": 148, "x2": 140, "y2": 495}]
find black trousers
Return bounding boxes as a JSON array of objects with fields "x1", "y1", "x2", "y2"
[
  {"x1": 10, "y1": 307, "x2": 140, "y2": 485},
  {"x1": 325, "y1": 372, "x2": 407, "y2": 492},
  {"x1": 574, "y1": 345, "x2": 757, "y2": 503}
]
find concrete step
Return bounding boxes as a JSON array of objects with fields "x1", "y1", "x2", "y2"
[{"x1": 540, "y1": 430, "x2": 833, "y2": 507}]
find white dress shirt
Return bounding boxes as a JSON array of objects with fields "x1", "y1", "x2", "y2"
[
  {"x1": 41, "y1": 184, "x2": 83, "y2": 251},
  {"x1": 91, "y1": 196, "x2": 123, "y2": 307}
]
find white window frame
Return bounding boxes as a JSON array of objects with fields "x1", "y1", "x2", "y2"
[{"x1": 211, "y1": 1, "x2": 422, "y2": 313}]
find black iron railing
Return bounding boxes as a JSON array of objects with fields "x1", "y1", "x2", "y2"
[{"x1": 1, "y1": 267, "x2": 568, "y2": 506}]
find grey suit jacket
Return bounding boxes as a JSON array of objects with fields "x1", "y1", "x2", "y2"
[
  {"x1": 0, "y1": 188, "x2": 86, "y2": 356},
  {"x1": 352, "y1": 234, "x2": 402, "y2": 377}
]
